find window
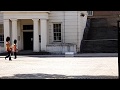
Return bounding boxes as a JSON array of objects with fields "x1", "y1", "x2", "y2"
[
  {"x1": 23, "y1": 25, "x2": 33, "y2": 30},
  {"x1": 0, "y1": 24, "x2": 3, "y2": 33},
  {"x1": 0, "y1": 24, "x2": 4, "y2": 43},
  {"x1": 39, "y1": 35, "x2": 41, "y2": 42},
  {"x1": 53, "y1": 24, "x2": 61, "y2": 42},
  {"x1": 0, "y1": 34, "x2": 4, "y2": 43},
  {"x1": 87, "y1": 11, "x2": 93, "y2": 16}
]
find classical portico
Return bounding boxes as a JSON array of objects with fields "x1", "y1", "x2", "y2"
[{"x1": 2, "y1": 11, "x2": 49, "y2": 52}]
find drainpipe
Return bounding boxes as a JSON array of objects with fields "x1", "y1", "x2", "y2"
[
  {"x1": 63, "y1": 11, "x2": 66, "y2": 53},
  {"x1": 77, "y1": 11, "x2": 79, "y2": 52},
  {"x1": 64, "y1": 11, "x2": 65, "y2": 43}
]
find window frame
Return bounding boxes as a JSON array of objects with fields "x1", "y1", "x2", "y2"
[
  {"x1": 87, "y1": 11, "x2": 93, "y2": 16},
  {"x1": 52, "y1": 23, "x2": 62, "y2": 43},
  {"x1": 23, "y1": 25, "x2": 33, "y2": 30}
]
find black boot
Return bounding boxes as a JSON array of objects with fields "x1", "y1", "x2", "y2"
[{"x1": 9, "y1": 57, "x2": 12, "y2": 61}]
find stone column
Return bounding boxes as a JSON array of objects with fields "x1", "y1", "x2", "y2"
[
  {"x1": 32, "y1": 18, "x2": 40, "y2": 52},
  {"x1": 40, "y1": 19, "x2": 47, "y2": 51},
  {"x1": 11, "y1": 18, "x2": 18, "y2": 45},
  {"x1": 17, "y1": 20, "x2": 21, "y2": 50},
  {"x1": 3, "y1": 19, "x2": 10, "y2": 49}
]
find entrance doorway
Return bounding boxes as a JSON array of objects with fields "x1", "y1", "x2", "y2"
[
  {"x1": 118, "y1": 21, "x2": 120, "y2": 33},
  {"x1": 23, "y1": 32, "x2": 33, "y2": 50}
]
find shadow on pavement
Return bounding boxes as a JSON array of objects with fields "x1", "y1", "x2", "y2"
[{"x1": 0, "y1": 73, "x2": 118, "y2": 79}]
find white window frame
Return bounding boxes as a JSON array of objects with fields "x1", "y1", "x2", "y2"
[
  {"x1": 52, "y1": 23, "x2": 62, "y2": 43},
  {"x1": 87, "y1": 11, "x2": 93, "y2": 16}
]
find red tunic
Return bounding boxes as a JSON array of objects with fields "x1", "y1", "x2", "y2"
[{"x1": 6, "y1": 42, "x2": 11, "y2": 52}]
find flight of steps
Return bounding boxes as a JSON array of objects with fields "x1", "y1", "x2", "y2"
[{"x1": 80, "y1": 18, "x2": 118, "y2": 53}]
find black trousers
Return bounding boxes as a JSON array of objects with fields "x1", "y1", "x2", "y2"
[
  {"x1": 14, "y1": 52, "x2": 17, "y2": 59},
  {"x1": 5, "y1": 51, "x2": 11, "y2": 60}
]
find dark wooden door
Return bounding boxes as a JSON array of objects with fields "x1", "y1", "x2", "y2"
[{"x1": 23, "y1": 32, "x2": 33, "y2": 50}]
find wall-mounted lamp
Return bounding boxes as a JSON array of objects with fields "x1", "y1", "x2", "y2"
[{"x1": 80, "y1": 13, "x2": 85, "y2": 17}]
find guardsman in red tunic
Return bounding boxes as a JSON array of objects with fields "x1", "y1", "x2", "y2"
[
  {"x1": 5, "y1": 37, "x2": 12, "y2": 61},
  {"x1": 12, "y1": 39, "x2": 18, "y2": 59}
]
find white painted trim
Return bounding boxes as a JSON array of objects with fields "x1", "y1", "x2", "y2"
[{"x1": 2, "y1": 12, "x2": 49, "y2": 20}]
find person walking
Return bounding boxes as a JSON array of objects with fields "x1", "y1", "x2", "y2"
[
  {"x1": 5, "y1": 36, "x2": 12, "y2": 61},
  {"x1": 12, "y1": 39, "x2": 18, "y2": 59}
]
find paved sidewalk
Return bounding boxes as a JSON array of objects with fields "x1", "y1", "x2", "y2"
[
  {"x1": 0, "y1": 52, "x2": 118, "y2": 56},
  {"x1": 0, "y1": 55, "x2": 118, "y2": 79},
  {"x1": 75, "y1": 53, "x2": 118, "y2": 57},
  {"x1": 0, "y1": 53, "x2": 118, "y2": 58}
]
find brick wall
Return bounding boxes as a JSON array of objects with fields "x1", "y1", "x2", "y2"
[
  {"x1": 88, "y1": 11, "x2": 120, "y2": 27},
  {"x1": 93, "y1": 11, "x2": 120, "y2": 16}
]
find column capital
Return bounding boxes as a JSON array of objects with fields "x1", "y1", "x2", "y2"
[
  {"x1": 32, "y1": 18, "x2": 39, "y2": 21},
  {"x1": 10, "y1": 18, "x2": 17, "y2": 21}
]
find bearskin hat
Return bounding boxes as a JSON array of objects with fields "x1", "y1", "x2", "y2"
[
  {"x1": 6, "y1": 36, "x2": 10, "y2": 42},
  {"x1": 14, "y1": 39, "x2": 17, "y2": 44}
]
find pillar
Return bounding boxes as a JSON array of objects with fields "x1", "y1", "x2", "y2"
[
  {"x1": 3, "y1": 19, "x2": 10, "y2": 49},
  {"x1": 40, "y1": 19, "x2": 47, "y2": 51},
  {"x1": 32, "y1": 18, "x2": 40, "y2": 52},
  {"x1": 11, "y1": 18, "x2": 18, "y2": 45}
]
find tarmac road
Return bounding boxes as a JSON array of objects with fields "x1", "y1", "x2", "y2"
[{"x1": 0, "y1": 55, "x2": 118, "y2": 79}]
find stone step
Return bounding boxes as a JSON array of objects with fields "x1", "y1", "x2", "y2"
[
  {"x1": 80, "y1": 40, "x2": 118, "y2": 53},
  {"x1": 81, "y1": 18, "x2": 118, "y2": 53},
  {"x1": 87, "y1": 28, "x2": 118, "y2": 40},
  {"x1": 90, "y1": 18, "x2": 108, "y2": 28}
]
